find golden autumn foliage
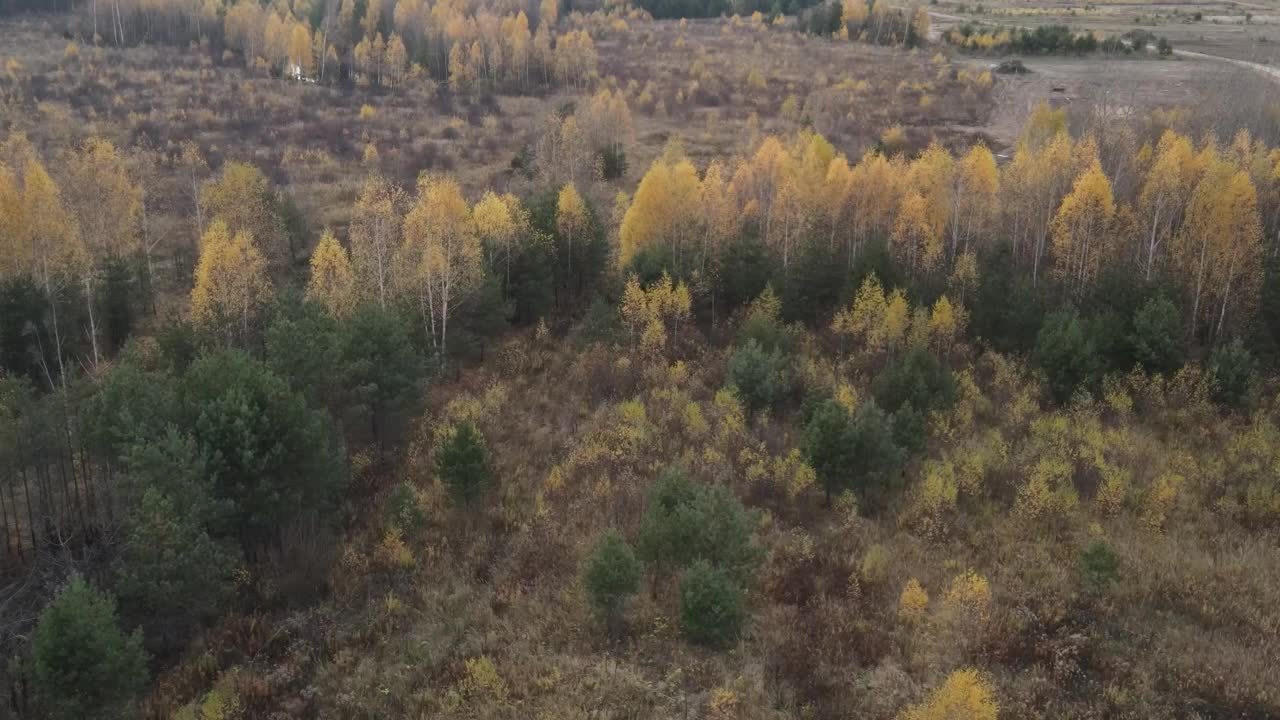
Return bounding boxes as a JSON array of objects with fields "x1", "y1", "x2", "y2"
[
  {"x1": 190, "y1": 220, "x2": 272, "y2": 345},
  {"x1": 62, "y1": 137, "x2": 140, "y2": 261},
  {"x1": 618, "y1": 150, "x2": 701, "y2": 267},
  {"x1": 619, "y1": 272, "x2": 691, "y2": 355},
  {"x1": 398, "y1": 174, "x2": 483, "y2": 355},
  {"x1": 951, "y1": 144, "x2": 999, "y2": 258},
  {"x1": 1051, "y1": 160, "x2": 1116, "y2": 296},
  {"x1": 306, "y1": 230, "x2": 356, "y2": 319},
  {"x1": 1172, "y1": 156, "x2": 1264, "y2": 340},
  {"x1": 898, "y1": 578, "x2": 929, "y2": 625},
  {"x1": 350, "y1": 174, "x2": 407, "y2": 309},
  {"x1": 0, "y1": 140, "x2": 83, "y2": 288},
  {"x1": 200, "y1": 161, "x2": 287, "y2": 267},
  {"x1": 893, "y1": 190, "x2": 943, "y2": 278},
  {"x1": 897, "y1": 669, "x2": 998, "y2": 720},
  {"x1": 62, "y1": 137, "x2": 141, "y2": 362},
  {"x1": 555, "y1": 182, "x2": 589, "y2": 270},
  {"x1": 473, "y1": 190, "x2": 525, "y2": 283}
]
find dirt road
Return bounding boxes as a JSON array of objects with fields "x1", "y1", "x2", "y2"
[
  {"x1": 1171, "y1": 47, "x2": 1280, "y2": 80},
  {"x1": 923, "y1": 9, "x2": 1280, "y2": 85}
]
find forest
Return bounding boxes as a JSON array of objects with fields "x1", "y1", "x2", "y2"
[{"x1": 1, "y1": 0, "x2": 1280, "y2": 718}]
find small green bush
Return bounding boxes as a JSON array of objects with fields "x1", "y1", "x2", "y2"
[
  {"x1": 384, "y1": 480, "x2": 427, "y2": 533},
  {"x1": 1210, "y1": 339, "x2": 1256, "y2": 408},
  {"x1": 437, "y1": 422, "x2": 493, "y2": 507},
  {"x1": 636, "y1": 466, "x2": 760, "y2": 582},
  {"x1": 679, "y1": 561, "x2": 746, "y2": 648},
  {"x1": 1080, "y1": 539, "x2": 1120, "y2": 591},
  {"x1": 583, "y1": 528, "x2": 642, "y2": 633},
  {"x1": 726, "y1": 338, "x2": 792, "y2": 414}
]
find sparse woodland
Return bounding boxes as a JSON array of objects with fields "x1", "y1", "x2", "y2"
[{"x1": 2, "y1": 0, "x2": 1280, "y2": 719}]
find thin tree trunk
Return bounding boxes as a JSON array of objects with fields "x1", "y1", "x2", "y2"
[{"x1": 83, "y1": 274, "x2": 100, "y2": 367}]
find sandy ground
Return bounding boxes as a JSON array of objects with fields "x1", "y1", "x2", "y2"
[
  {"x1": 928, "y1": 0, "x2": 1280, "y2": 63},
  {"x1": 951, "y1": 54, "x2": 1236, "y2": 149}
]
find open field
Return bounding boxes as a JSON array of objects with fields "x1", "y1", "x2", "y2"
[{"x1": 930, "y1": 0, "x2": 1280, "y2": 62}]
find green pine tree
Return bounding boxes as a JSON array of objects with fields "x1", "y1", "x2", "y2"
[
  {"x1": 582, "y1": 528, "x2": 642, "y2": 636},
  {"x1": 437, "y1": 422, "x2": 493, "y2": 507},
  {"x1": 32, "y1": 576, "x2": 148, "y2": 720}
]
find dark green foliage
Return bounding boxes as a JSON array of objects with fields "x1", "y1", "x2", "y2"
[
  {"x1": 582, "y1": 528, "x2": 642, "y2": 632},
  {"x1": 1087, "y1": 309, "x2": 1128, "y2": 373},
  {"x1": 726, "y1": 338, "x2": 793, "y2": 414},
  {"x1": 576, "y1": 296, "x2": 620, "y2": 346},
  {"x1": 849, "y1": 399, "x2": 911, "y2": 502},
  {"x1": 849, "y1": 240, "x2": 903, "y2": 304},
  {"x1": 510, "y1": 145, "x2": 536, "y2": 179},
  {"x1": 452, "y1": 275, "x2": 510, "y2": 363},
  {"x1": 803, "y1": 399, "x2": 905, "y2": 505},
  {"x1": 889, "y1": 402, "x2": 927, "y2": 456},
  {"x1": 598, "y1": 145, "x2": 628, "y2": 180},
  {"x1": 340, "y1": 304, "x2": 425, "y2": 446},
  {"x1": 525, "y1": 188, "x2": 609, "y2": 313},
  {"x1": 970, "y1": 246, "x2": 1047, "y2": 353},
  {"x1": 715, "y1": 233, "x2": 776, "y2": 317},
  {"x1": 0, "y1": 275, "x2": 45, "y2": 383},
  {"x1": 1210, "y1": 339, "x2": 1256, "y2": 408},
  {"x1": 1080, "y1": 539, "x2": 1120, "y2": 591},
  {"x1": 1128, "y1": 296, "x2": 1183, "y2": 373},
  {"x1": 155, "y1": 315, "x2": 199, "y2": 375},
  {"x1": 181, "y1": 350, "x2": 344, "y2": 548},
  {"x1": 634, "y1": 0, "x2": 730, "y2": 18},
  {"x1": 276, "y1": 191, "x2": 308, "y2": 268},
  {"x1": 437, "y1": 422, "x2": 492, "y2": 507},
  {"x1": 384, "y1": 480, "x2": 427, "y2": 533},
  {"x1": 954, "y1": 22, "x2": 1116, "y2": 54},
  {"x1": 1035, "y1": 309, "x2": 1102, "y2": 404},
  {"x1": 32, "y1": 576, "x2": 148, "y2": 720},
  {"x1": 802, "y1": 1, "x2": 843, "y2": 36},
  {"x1": 1250, "y1": 255, "x2": 1280, "y2": 365},
  {"x1": 635, "y1": 466, "x2": 760, "y2": 582},
  {"x1": 119, "y1": 429, "x2": 232, "y2": 534},
  {"x1": 97, "y1": 257, "x2": 137, "y2": 354},
  {"x1": 803, "y1": 399, "x2": 856, "y2": 503},
  {"x1": 504, "y1": 230, "x2": 556, "y2": 324},
  {"x1": 780, "y1": 243, "x2": 847, "y2": 326},
  {"x1": 265, "y1": 295, "x2": 341, "y2": 403},
  {"x1": 1126, "y1": 29, "x2": 1148, "y2": 52},
  {"x1": 84, "y1": 354, "x2": 178, "y2": 459},
  {"x1": 679, "y1": 560, "x2": 746, "y2": 648},
  {"x1": 873, "y1": 348, "x2": 957, "y2": 415},
  {"x1": 115, "y1": 485, "x2": 237, "y2": 645},
  {"x1": 627, "y1": 243, "x2": 679, "y2": 286}
]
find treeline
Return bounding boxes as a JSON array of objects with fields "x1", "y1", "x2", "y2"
[
  {"x1": 804, "y1": 0, "x2": 929, "y2": 47},
  {"x1": 636, "y1": 0, "x2": 825, "y2": 20},
  {"x1": 62, "y1": 0, "x2": 601, "y2": 93},
  {"x1": 612, "y1": 104, "x2": 1280, "y2": 387},
  {"x1": 947, "y1": 22, "x2": 1174, "y2": 55}
]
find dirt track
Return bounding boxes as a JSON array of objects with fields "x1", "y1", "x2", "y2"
[
  {"x1": 1171, "y1": 47, "x2": 1280, "y2": 80},
  {"x1": 924, "y1": 8, "x2": 1280, "y2": 85}
]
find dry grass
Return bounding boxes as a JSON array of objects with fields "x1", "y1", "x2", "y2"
[{"x1": 135, "y1": 325, "x2": 1280, "y2": 719}]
